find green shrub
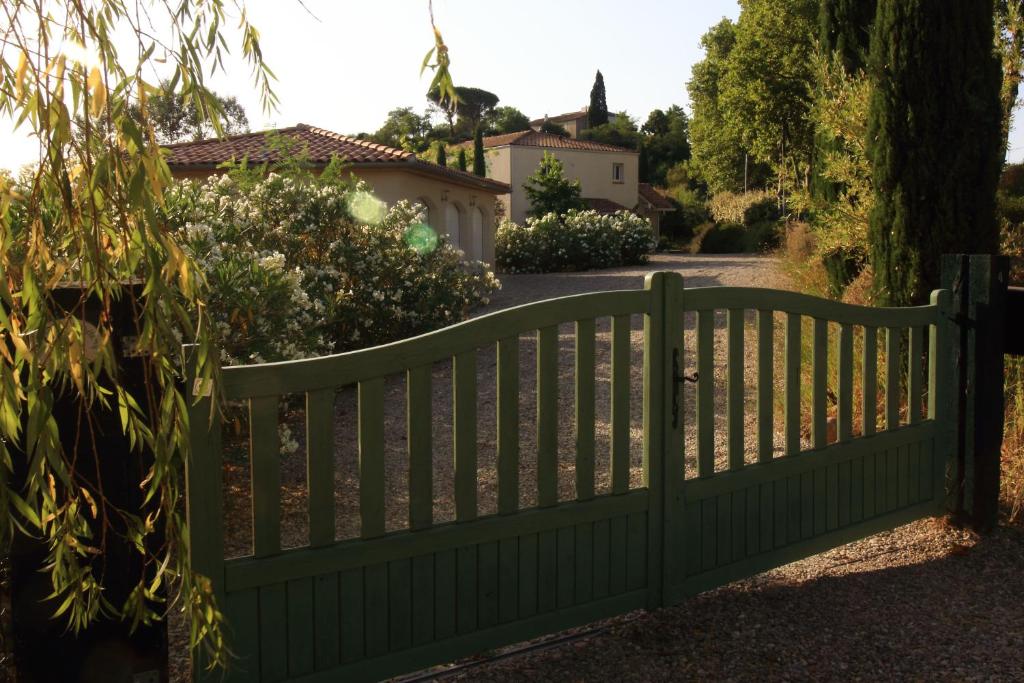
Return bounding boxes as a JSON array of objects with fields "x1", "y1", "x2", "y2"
[
  {"x1": 495, "y1": 210, "x2": 655, "y2": 273},
  {"x1": 691, "y1": 222, "x2": 747, "y2": 253},
  {"x1": 746, "y1": 219, "x2": 784, "y2": 252},
  {"x1": 821, "y1": 246, "x2": 868, "y2": 298},
  {"x1": 662, "y1": 186, "x2": 710, "y2": 241},
  {"x1": 164, "y1": 169, "x2": 500, "y2": 364},
  {"x1": 707, "y1": 189, "x2": 779, "y2": 225}
]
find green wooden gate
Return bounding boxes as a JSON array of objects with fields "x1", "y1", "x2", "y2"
[{"x1": 186, "y1": 272, "x2": 954, "y2": 682}]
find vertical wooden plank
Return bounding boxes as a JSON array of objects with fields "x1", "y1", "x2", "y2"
[
  {"x1": 886, "y1": 447, "x2": 900, "y2": 512},
  {"x1": 478, "y1": 541, "x2": 500, "y2": 629},
  {"x1": 701, "y1": 499, "x2": 717, "y2": 572},
  {"x1": 575, "y1": 522, "x2": 594, "y2": 604},
  {"x1": 454, "y1": 350, "x2": 478, "y2": 522},
  {"x1": 759, "y1": 483, "x2": 774, "y2": 553},
  {"x1": 731, "y1": 491, "x2": 747, "y2": 561},
  {"x1": 259, "y1": 584, "x2": 288, "y2": 681},
  {"x1": 517, "y1": 534, "x2": 539, "y2": 617},
  {"x1": 696, "y1": 309, "x2": 715, "y2": 476},
  {"x1": 898, "y1": 445, "x2": 910, "y2": 508},
  {"x1": 250, "y1": 395, "x2": 281, "y2": 557},
  {"x1": 684, "y1": 503, "x2": 702, "y2": 576},
  {"x1": 757, "y1": 309, "x2": 774, "y2": 463},
  {"x1": 813, "y1": 468, "x2": 827, "y2": 535},
  {"x1": 642, "y1": 271, "x2": 669, "y2": 610},
  {"x1": 410, "y1": 555, "x2": 435, "y2": 646},
  {"x1": 626, "y1": 511, "x2": 648, "y2": 591},
  {"x1": 456, "y1": 546, "x2": 478, "y2": 633},
  {"x1": 773, "y1": 479, "x2": 787, "y2": 549},
  {"x1": 907, "y1": 443, "x2": 920, "y2": 505},
  {"x1": 537, "y1": 326, "x2": 559, "y2": 507},
  {"x1": 727, "y1": 308, "x2": 745, "y2": 471},
  {"x1": 826, "y1": 463, "x2": 839, "y2": 531},
  {"x1": 785, "y1": 313, "x2": 802, "y2": 456},
  {"x1": 537, "y1": 530, "x2": 558, "y2": 611},
  {"x1": 812, "y1": 318, "x2": 828, "y2": 449},
  {"x1": 313, "y1": 574, "x2": 339, "y2": 670},
  {"x1": 388, "y1": 559, "x2": 412, "y2": 652},
  {"x1": 287, "y1": 578, "x2": 315, "y2": 677},
  {"x1": 876, "y1": 451, "x2": 888, "y2": 514},
  {"x1": 433, "y1": 550, "x2": 457, "y2": 641},
  {"x1": 851, "y1": 457, "x2": 865, "y2": 523},
  {"x1": 837, "y1": 324, "x2": 853, "y2": 442},
  {"x1": 407, "y1": 366, "x2": 433, "y2": 531},
  {"x1": 801, "y1": 472, "x2": 814, "y2": 539},
  {"x1": 592, "y1": 519, "x2": 611, "y2": 599},
  {"x1": 610, "y1": 315, "x2": 631, "y2": 494},
  {"x1": 837, "y1": 460, "x2": 851, "y2": 528},
  {"x1": 307, "y1": 389, "x2": 336, "y2": 547},
  {"x1": 787, "y1": 475, "x2": 802, "y2": 543},
  {"x1": 498, "y1": 537, "x2": 519, "y2": 623},
  {"x1": 862, "y1": 327, "x2": 878, "y2": 437},
  {"x1": 746, "y1": 487, "x2": 759, "y2": 557},
  {"x1": 928, "y1": 287, "x2": 954, "y2": 510},
  {"x1": 339, "y1": 568, "x2": 364, "y2": 663},
  {"x1": 497, "y1": 337, "x2": 520, "y2": 514},
  {"x1": 885, "y1": 328, "x2": 900, "y2": 430},
  {"x1": 609, "y1": 515, "x2": 628, "y2": 594},
  {"x1": 358, "y1": 379, "x2": 385, "y2": 539},
  {"x1": 364, "y1": 563, "x2": 389, "y2": 657},
  {"x1": 907, "y1": 326, "x2": 923, "y2": 424},
  {"x1": 863, "y1": 453, "x2": 876, "y2": 518},
  {"x1": 557, "y1": 526, "x2": 575, "y2": 608},
  {"x1": 716, "y1": 494, "x2": 731, "y2": 566},
  {"x1": 576, "y1": 318, "x2": 596, "y2": 501},
  {"x1": 223, "y1": 589, "x2": 259, "y2": 682}
]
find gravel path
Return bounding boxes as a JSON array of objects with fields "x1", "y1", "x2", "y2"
[{"x1": 181, "y1": 253, "x2": 1024, "y2": 682}]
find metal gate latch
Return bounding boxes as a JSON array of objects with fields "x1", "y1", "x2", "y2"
[{"x1": 671, "y1": 349, "x2": 698, "y2": 428}]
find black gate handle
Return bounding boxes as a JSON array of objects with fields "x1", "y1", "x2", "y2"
[{"x1": 671, "y1": 348, "x2": 698, "y2": 428}]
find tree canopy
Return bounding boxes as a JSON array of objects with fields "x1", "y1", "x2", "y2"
[
  {"x1": 134, "y1": 80, "x2": 249, "y2": 144},
  {"x1": 579, "y1": 111, "x2": 639, "y2": 149},
  {"x1": 370, "y1": 107, "x2": 436, "y2": 152},
  {"x1": 640, "y1": 106, "x2": 692, "y2": 186},
  {"x1": 485, "y1": 105, "x2": 531, "y2": 135},
  {"x1": 588, "y1": 70, "x2": 609, "y2": 127},
  {"x1": 523, "y1": 152, "x2": 585, "y2": 217}
]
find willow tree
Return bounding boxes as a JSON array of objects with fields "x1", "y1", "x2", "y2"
[
  {"x1": 867, "y1": 0, "x2": 1003, "y2": 305},
  {"x1": 0, "y1": 0, "x2": 454, "y2": 671}
]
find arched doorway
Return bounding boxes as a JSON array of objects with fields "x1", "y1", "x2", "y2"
[
  {"x1": 469, "y1": 207, "x2": 484, "y2": 261},
  {"x1": 445, "y1": 202, "x2": 462, "y2": 251}
]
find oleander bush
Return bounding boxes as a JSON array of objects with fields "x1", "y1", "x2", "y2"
[
  {"x1": 164, "y1": 166, "x2": 499, "y2": 365},
  {"x1": 495, "y1": 209, "x2": 655, "y2": 273}
]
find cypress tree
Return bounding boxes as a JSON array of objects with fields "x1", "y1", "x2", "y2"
[
  {"x1": 457, "y1": 148, "x2": 468, "y2": 172},
  {"x1": 588, "y1": 70, "x2": 609, "y2": 128},
  {"x1": 638, "y1": 140, "x2": 650, "y2": 184},
  {"x1": 472, "y1": 126, "x2": 486, "y2": 176},
  {"x1": 436, "y1": 143, "x2": 447, "y2": 167},
  {"x1": 867, "y1": 0, "x2": 1002, "y2": 306}
]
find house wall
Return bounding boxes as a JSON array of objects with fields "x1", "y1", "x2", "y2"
[
  {"x1": 170, "y1": 166, "x2": 499, "y2": 264},
  {"x1": 502, "y1": 146, "x2": 639, "y2": 224}
]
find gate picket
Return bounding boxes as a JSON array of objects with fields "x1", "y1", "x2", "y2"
[{"x1": 186, "y1": 276, "x2": 955, "y2": 683}]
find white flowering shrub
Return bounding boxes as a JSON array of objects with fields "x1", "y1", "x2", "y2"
[
  {"x1": 165, "y1": 170, "x2": 500, "y2": 365},
  {"x1": 495, "y1": 209, "x2": 655, "y2": 273}
]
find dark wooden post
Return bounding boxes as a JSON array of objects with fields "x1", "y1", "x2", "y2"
[{"x1": 941, "y1": 254, "x2": 1009, "y2": 532}]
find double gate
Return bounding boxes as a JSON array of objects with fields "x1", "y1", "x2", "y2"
[{"x1": 186, "y1": 272, "x2": 954, "y2": 682}]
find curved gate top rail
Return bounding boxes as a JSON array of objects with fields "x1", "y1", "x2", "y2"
[{"x1": 186, "y1": 272, "x2": 955, "y2": 683}]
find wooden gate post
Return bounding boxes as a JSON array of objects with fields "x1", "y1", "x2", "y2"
[{"x1": 940, "y1": 254, "x2": 1009, "y2": 532}]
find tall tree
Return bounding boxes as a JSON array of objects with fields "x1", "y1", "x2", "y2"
[
  {"x1": 371, "y1": 107, "x2": 435, "y2": 152},
  {"x1": 588, "y1": 70, "x2": 609, "y2": 127},
  {"x1": 135, "y1": 80, "x2": 249, "y2": 143},
  {"x1": 523, "y1": 152, "x2": 585, "y2": 217},
  {"x1": 688, "y1": 19, "x2": 769, "y2": 193},
  {"x1": 867, "y1": 0, "x2": 1003, "y2": 305},
  {"x1": 428, "y1": 85, "x2": 500, "y2": 138},
  {"x1": 485, "y1": 106, "x2": 531, "y2": 134},
  {"x1": 638, "y1": 141, "x2": 650, "y2": 183},
  {"x1": 436, "y1": 143, "x2": 447, "y2": 167},
  {"x1": 458, "y1": 148, "x2": 468, "y2": 172},
  {"x1": 996, "y1": 1, "x2": 1024, "y2": 159},
  {"x1": 579, "y1": 111, "x2": 639, "y2": 149},
  {"x1": 473, "y1": 126, "x2": 486, "y2": 176},
  {"x1": 640, "y1": 105, "x2": 692, "y2": 186}
]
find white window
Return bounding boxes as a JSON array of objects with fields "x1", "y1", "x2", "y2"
[{"x1": 612, "y1": 162, "x2": 625, "y2": 183}]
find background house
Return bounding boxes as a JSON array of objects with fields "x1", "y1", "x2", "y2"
[
  {"x1": 164, "y1": 124, "x2": 510, "y2": 264},
  {"x1": 529, "y1": 107, "x2": 618, "y2": 139}
]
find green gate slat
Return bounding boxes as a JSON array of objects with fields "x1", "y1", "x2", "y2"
[
  {"x1": 537, "y1": 326, "x2": 559, "y2": 507},
  {"x1": 610, "y1": 315, "x2": 631, "y2": 494},
  {"x1": 800, "y1": 472, "x2": 814, "y2": 539},
  {"x1": 339, "y1": 568, "x2": 364, "y2": 663},
  {"x1": 814, "y1": 469, "x2": 827, "y2": 535},
  {"x1": 287, "y1": 578, "x2": 315, "y2": 677},
  {"x1": 826, "y1": 463, "x2": 839, "y2": 531},
  {"x1": 498, "y1": 537, "x2": 519, "y2": 623},
  {"x1": 250, "y1": 396, "x2": 281, "y2": 558},
  {"x1": 313, "y1": 573, "x2": 339, "y2": 669},
  {"x1": 517, "y1": 533, "x2": 538, "y2": 617},
  {"x1": 433, "y1": 550, "x2": 457, "y2": 640},
  {"x1": 785, "y1": 313, "x2": 801, "y2": 456},
  {"x1": 557, "y1": 526, "x2": 575, "y2": 608},
  {"x1": 537, "y1": 530, "x2": 558, "y2": 611},
  {"x1": 407, "y1": 365, "x2": 433, "y2": 530},
  {"x1": 812, "y1": 319, "x2": 828, "y2": 449},
  {"x1": 592, "y1": 518, "x2": 611, "y2": 599},
  {"x1": 497, "y1": 337, "x2": 520, "y2": 514},
  {"x1": 358, "y1": 379, "x2": 386, "y2": 539},
  {"x1": 837, "y1": 323, "x2": 853, "y2": 442},
  {"x1": 626, "y1": 511, "x2": 647, "y2": 590},
  {"x1": 454, "y1": 351, "x2": 478, "y2": 522},
  {"x1": 575, "y1": 522, "x2": 594, "y2": 603},
  {"x1": 388, "y1": 559, "x2": 412, "y2": 651},
  {"x1": 364, "y1": 563, "x2": 389, "y2": 657},
  {"x1": 576, "y1": 319, "x2": 597, "y2": 501},
  {"x1": 908, "y1": 326, "x2": 923, "y2": 424},
  {"x1": 306, "y1": 390, "x2": 336, "y2": 549},
  {"x1": 478, "y1": 541, "x2": 500, "y2": 629},
  {"x1": 717, "y1": 494, "x2": 731, "y2": 566},
  {"x1": 862, "y1": 327, "x2": 878, "y2": 436},
  {"x1": 259, "y1": 583, "x2": 288, "y2": 681},
  {"x1": 773, "y1": 479, "x2": 787, "y2": 548},
  {"x1": 696, "y1": 310, "x2": 715, "y2": 477},
  {"x1": 727, "y1": 308, "x2": 745, "y2": 471},
  {"x1": 837, "y1": 460, "x2": 851, "y2": 528},
  {"x1": 223, "y1": 589, "x2": 259, "y2": 682},
  {"x1": 456, "y1": 546, "x2": 478, "y2": 633},
  {"x1": 757, "y1": 309, "x2": 774, "y2": 463},
  {"x1": 885, "y1": 328, "x2": 900, "y2": 430},
  {"x1": 410, "y1": 555, "x2": 435, "y2": 646},
  {"x1": 863, "y1": 452, "x2": 876, "y2": 518},
  {"x1": 700, "y1": 499, "x2": 716, "y2": 571},
  {"x1": 609, "y1": 515, "x2": 628, "y2": 594}
]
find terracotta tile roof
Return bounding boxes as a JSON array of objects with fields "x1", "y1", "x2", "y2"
[
  {"x1": 164, "y1": 124, "x2": 510, "y2": 193},
  {"x1": 638, "y1": 183, "x2": 675, "y2": 211},
  {"x1": 582, "y1": 197, "x2": 629, "y2": 214},
  {"x1": 475, "y1": 130, "x2": 636, "y2": 153}
]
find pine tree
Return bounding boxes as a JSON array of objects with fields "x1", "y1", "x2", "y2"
[
  {"x1": 457, "y1": 148, "x2": 468, "y2": 172},
  {"x1": 436, "y1": 143, "x2": 447, "y2": 167},
  {"x1": 588, "y1": 70, "x2": 609, "y2": 128},
  {"x1": 473, "y1": 126, "x2": 486, "y2": 176},
  {"x1": 867, "y1": 0, "x2": 1002, "y2": 305}
]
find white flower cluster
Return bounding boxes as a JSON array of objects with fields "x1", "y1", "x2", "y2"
[{"x1": 495, "y1": 209, "x2": 656, "y2": 273}]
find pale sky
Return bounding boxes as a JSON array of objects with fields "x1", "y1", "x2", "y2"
[{"x1": 2, "y1": 0, "x2": 1023, "y2": 172}]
